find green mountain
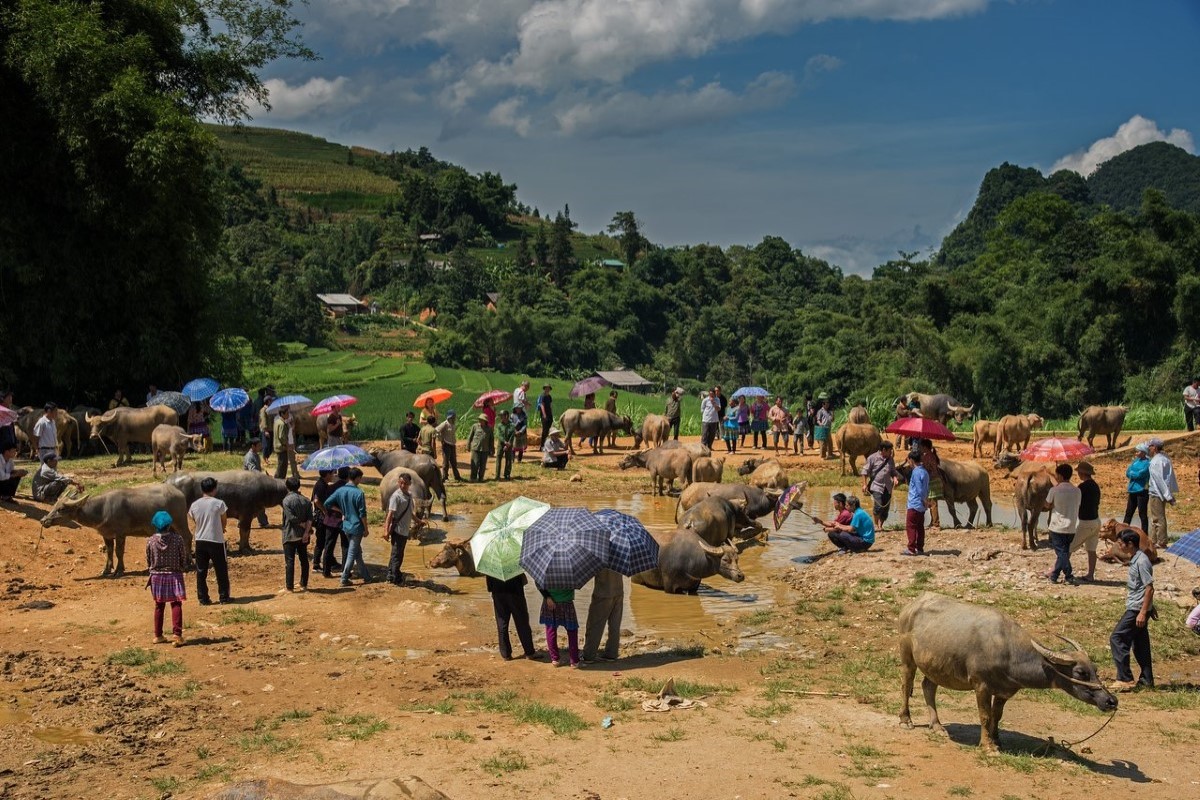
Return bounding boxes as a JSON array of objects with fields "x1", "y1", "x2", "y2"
[{"x1": 1088, "y1": 141, "x2": 1200, "y2": 214}]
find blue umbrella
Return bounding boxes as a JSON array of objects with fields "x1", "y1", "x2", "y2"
[
  {"x1": 182, "y1": 377, "x2": 220, "y2": 402},
  {"x1": 1165, "y1": 530, "x2": 1200, "y2": 566},
  {"x1": 731, "y1": 386, "x2": 770, "y2": 399},
  {"x1": 208, "y1": 387, "x2": 249, "y2": 413},
  {"x1": 302, "y1": 444, "x2": 373, "y2": 471},
  {"x1": 267, "y1": 395, "x2": 313, "y2": 414},
  {"x1": 147, "y1": 391, "x2": 190, "y2": 415},
  {"x1": 595, "y1": 509, "x2": 659, "y2": 576},
  {"x1": 519, "y1": 507, "x2": 611, "y2": 590}
]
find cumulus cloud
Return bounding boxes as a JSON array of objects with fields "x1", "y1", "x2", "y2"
[
  {"x1": 1051, "y1": 114, "x2": 1195, "y2": 176},
  {"x1": 251, "y1": 77, "x2": 361, "y2": 120},
  {"x1": 804, "y1": 53, "x2": 843, "y2": 81},
  {"x1": 487, "y1": 97, "x2": 534, "y2": 137}
]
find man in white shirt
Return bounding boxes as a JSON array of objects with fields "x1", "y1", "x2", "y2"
[
  {"x1": 1146, "y1": 437, "x2": 1178, "y2": 548},
  {"x1": 512, "y1": 380, "x2": 529, "y2": 414},
  {"x1": 1043, "y1": 463, "x2": 1081, "y2": 584},
  {"x1": 33, "y1": 404, "x2": 58, "y2": 461},
  {"x1": 385, "y1": 473, "x2": 415, "y2": 585},
  {"x1": 1185, "y1": 379, "x2": 1200, "y2": 432},
  {"x1": 189, "y1": 477, "x2": 230, "y2": 604},
  {"x1": 699, "y1": 388, "x2": 720, "y2": 449},
  {"x1": 0, "y1": 444, "x2": 28, "y2": 501}
]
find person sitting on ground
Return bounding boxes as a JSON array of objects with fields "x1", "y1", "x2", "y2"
[
  {"x1": 108, "y1": 389, "x2": 130, "y2": 411},
  {"x1": 1186, "y1": 587, "x2": 1200, "y2": 636},
  {"x1": 541, "y1": 427, "x2": 570, "y2": 470},
  {"x1": 825, "y1": 495, "x2": 875, "y2": 553},
  {"x1": 0, "y1": 444, "x2": 28, "y2": 502},
  {"x1": 31, "y1": 453, "x2": 83, "y2": 503}
]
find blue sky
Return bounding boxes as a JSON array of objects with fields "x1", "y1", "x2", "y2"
[{"x1": 250, "y1": 0, "x2": 1200, "y2": 273}]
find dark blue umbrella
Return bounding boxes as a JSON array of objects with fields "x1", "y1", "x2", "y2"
[
  {"x1": 182, "y1": 377, "x2": 220, "y2": 402},
  {"x1": 267, "y1": 395, "x2": 313, "y2": 414},
  {"x1": 731, "y1": 386, "x2": 770, "y2": 399},
  {"x1": 595, "y1": 509, "x2": 659, "y2": 576},
  {"x1": 1166, "y1": 530, "x2": 1200, "y2": 566},
  {"x1": 519, "y1": 507, "x2": 611, "y2": 590},
  {"x1": 209, "y1": 387, "x2": 249, "y2": 413},
  {"x1": 147, "y1": 391, "x2": 190, "y2": 415}
]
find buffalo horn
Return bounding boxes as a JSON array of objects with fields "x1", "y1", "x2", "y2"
[
  {"x1": 1056, "y1": 634, "x2": 1086, "y2": 654},
  {"x1": 697, "y1": 539, "x2": 725, "y2": 556},
  {"x1": 1031, "y1": 639, "x2": 1076, "y2": 667}
]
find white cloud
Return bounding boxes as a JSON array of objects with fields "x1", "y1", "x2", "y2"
[
  {"x1": 487, "y1": 97, "x2": 533, "y2": 137},
  {"x1": 804, "y1": 53, "x2": 843, "y2": 80},
  {"x1": 251, "y1": 77, "x2": 360, "y2": 120},
  {"x1": 1051, "y1": 114, "x2": 1195, "y2": 176}
]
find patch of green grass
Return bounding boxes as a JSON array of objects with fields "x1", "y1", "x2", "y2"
[
  {"x1": 170, "y1": 680, "x2": 202, "y2": 700},
  {"x1": 949, "y1": 786, "x2": 973, "y2": 797},
  {"x1": 618, "y1": 677, "x2": 726, "y2": 698},
  {"x1": 107, "y1": 647, "x2": 157, "y2": 667},
  {"x1": 194, "y1": 762, "x2": 232, "y2": 782},
  {"x1": 220, "y1": 607, "x2": 272, "y2": 626},
  {"x1": 912, "y1": 570, "x2": 935, "y2": 588},
  {"x1": 1139, "y1": 687, "x2": 1200, "y2": 710},
  {"x1": 323, "y1": 712, "x2": 389, "y2": 741},
  {"x1": 435, "y1": 729, "x2": 475, "y2": 743},
  {"x1": 743, "y1": 609, "x2": 775, "y2": 626},
  {"x1": 665, "y1": 643, "x2": 706, "y2": 657},
  {"x1": 650, "y1": 726, "x2": 687, "y2": 742},
  {"x1": 595, "y1": 689, "x2": 636, "y2": 713},
  {"x1": 236, "y1": 730, "x2": 299, "y2": 754},
  {"x1": 195, "y1": 746, "x2": 212, "y2": 759},
  {"x1": 816, "y1": 784, "x2": 856, "y2": 800},
  {"x1": 843, "y1": 744, "x2": 899, "y2": 779},
  {"x1": 481, "y1": 749, "x2": 528, "y2": 776},
  {"x1": 410, "y1": 699, "x2": 456, "y2": 714},
  {"x1": 143, "y1": 658, "x2": 186, "y2": 677},
  {"x1": 150, "y1": 776, "x2": 182, "y2": 792},
  {"x1": 454, "y1": 690, "x2": 586, "y2": 736},
  {"x1": 745, "y1": 700, "x2": 792, "y2": 719},
  {"x1": 810, "y1": 601, "x2": 845, "y2": 621},
  {"x1": 800, "y1": 774, "x2": 829, "y2": 787},
  {"x1": 277, "y1": 708, "x2": 313, "y2": 722}
]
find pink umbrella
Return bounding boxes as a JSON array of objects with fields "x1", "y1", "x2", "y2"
[
  {"x1": 313, "y1": 394, "x2": 358, "y2": 415},
  {"x1": 1020, "y1": 438, "x2": 1095, "y2": 462},
  {"x1": 473, "y1": 389, "x2": 512, "y2": 409},
  {"x1": 570, "y1": 376, "x2": 608, "y2": 398},
  {"x1": 883, "y1": 416, "x2": 956, "y2": 441},
  {"x1": 0, "y1": 405, "x2": 18, "y2": 426}
]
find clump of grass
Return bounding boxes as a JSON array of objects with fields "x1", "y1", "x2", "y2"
[
  {"x1": 195, "y1": 762, "x2": 232, "y2": 782},
  {"x1": 1140, "y1": 688, "x2": 1200, "y2": 710},
  {"x1": 650, "y1": 726, "x2": 687, "y2": 742},
  {"x1": 107, "y1": 647, "x2": 157, "y2": 667},
  {"x1": 143, "y1": 658, "x2": 186, "y2": 677},
  {"x1": 323, "y1": 712, "x2": 389, "y2": 741},
  {"x1": 170, "y1": 680, "x2": 202, "y2": 700},
  {"x1": 595, "y1": 689, "x2": 636, "y2": 713},
  {"x1": 745, "y1": 700, "x2": 792, "y2": 719},
  {"x1": 743, "y1": 609, "x2": 775, "y2": 626},
  {"x1": 410, "y1": 699, "x2": 456, "y2": 714},
  {"x1": 619, "y1": 677, "x2": 726, "y2": 698},
  {"x1": 843, "y1": 744, "x2": 899, "y2": 779},
  {"x1": 912, "y1": 570, "x2": 935, "y2": 588},
  {"x1": 277, "y1": 708, "x2": 313, "y2": 722},
  {"x1": 949, "y1": 786, "x2": 973, "y2": 796},
  {"x1": 481, "y1": 749, "x2": 528, "y2": 776},
  {"x1": 236, "y1": 730, "x2": 298, "y2": 753},
  {"x1": 455, "y1": 690, "x2": 586, "y2": 736},
  {"x1": 150, "y1": 776, "x2": 182, "y2": 792},
  {"x1": 435, "y1": 729, "x2": 475, "y2": 743},
  {"x1": 220, "y1": 607, "x2": 272, "y2": 626},
  {"x1": 666, "y1": 643, "x2": 706, "y2": 657}
]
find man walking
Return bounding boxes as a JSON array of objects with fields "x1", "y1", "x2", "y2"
[
  {"x1": 665, "y1": 387, "x2": 683, "y2": 441},
  {"x1": 1043, "y1": 463, "x2": 1081, "y2": 584},
  {"x1": 258, "y1": 390, "x2": 275, "y2": 465},
  {"x1": 33, "y1": 403, "x2": 58, "y2": 461},
  {"x1": 189, "y1": 477, "x2": 230, "y2": 605},
  {"x1": 861, "y1": 442, "x2": 899, "y2": 528},
  {"x1": 272, "y1": 406, "x2": 299, "y2": 480},
  {"x1": 467, "y1": 413, "x2": 493, "y2": 482},
  {"x1": 904, "y1": 451, "x2": 928, "y2": 556},
  {"x1": 699, "y1": 388, "x2": 720, "y2": 449},
  {"x1": 536, "y1": 384, "x2": 554, "y2": 446},
  {"x1": 513, "y1": 380, "x2": 530, "y2": 415},
  {"x1": 280, "y1": 476, "x2": 313, "y2": 593},
  {"x1": 494, "y1": 409, "x2": 515, "y2": 480},
  {"x1": 583, "y1": 568, "x2": 624, "y2": 662},
  {"x1": 436, "y1": 411, "x2": 462, "y2": 481},
  {"x1": 327, "y1": 468, "x2": 371, "y2": 586},
  {"x1": 1110, "y1": 528, "x2": 1155, "y2": 691},
  {"x1": 419, "y1": 412, "x2": 439, "y2": 459},
  {"x1": 1147, "y1": 437, "x2": 1178, "y2": 548},
  {"x1": 1184, "y1": 378, "x2": 1200, "y2": 432},
  {"x1": 1072, "y1": 461, "x2": 1101, "y2": 582},
  {"x1": 384, "y1": 472, "x2": 415, "y2": 585}
]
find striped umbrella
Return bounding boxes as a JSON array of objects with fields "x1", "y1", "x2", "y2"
[
  {"x1": 594, "y1": 509, "x2": 659, "y2": 576},
  {"x1": 1020, "y1": 438, "x2": 1095, "y2": 462},
  {"x1": 208, "y1": 388, "x2": 250, "y2": 413},
  {"x1": 519, "y1": 507, "x2": 611, "y2": 590},
  {"x1": 182, "y1": 377, "x2": 220, "y2": 402},
  {"x1": 302, "y1": 444, "x2": 373, "y2": 472},
  {"x1": 267, "y1": 395, "x2": 313, "y2": 415}
]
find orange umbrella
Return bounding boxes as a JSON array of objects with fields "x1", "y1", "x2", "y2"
[{"x1": 413, "y1": 388, "x2": 453, "y2": 408}]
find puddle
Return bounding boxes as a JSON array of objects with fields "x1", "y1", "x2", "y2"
[{"x1": 31, "y1": 727, "x2": 100, "y2": 745}]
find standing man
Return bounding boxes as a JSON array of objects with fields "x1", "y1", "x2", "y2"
[
  {"x1": 699, "y1": 387, "x2": 720, "y2": 449},
  {"x1": 1147, "y1": 437, "x2": 1178, "y2": 549},
  {"x1": 494, "y1": 409, "x2": 515, "y2": 481},
  {"x1": 384, "y1": 472, "x2": 415, "y2": 585},
  {"x1": 418, "y1": 412, "x2": 439, "y2": 459},
  {"x1": 536, "y1": 384, "x2": 554, "y2": 446},
  {"x1": 1072, "y1": 462, "x2": 1101, "y2": 582},
  {"x1": 1110, "y1": 528, "x2": 1155, "y2": 691},
  {"x1": 904, "y1": 452, "x2": 929, "y2": 556},
  {"x1": 280, "y1": 476, "x2": 313, "y2": 593},
  {"x1": 768, "y1": 396, "x2": 789, "y2": 453},
  {"x1": 1184, "y1": 378, "x2": 1200, "y2": 432},
  {"x1": 189, "y1": 477, "x2": 230, "y2": 605},
  {"x1": 436, "y1": 411, "x2": 462, "y2": 481},
  {"x1": 861, "y1": 442, "x2": 899, "y2": 528},
  {"x1": 272, "y1": 406, "x2": 299, "y2": 480},
  {"x1": 33, "y1": 403, "x2": 58, "y2": 461},
  {"x1": 327, "y1": 468, "x2": 371, "y2": 587},
  {"x1": 665, "y1": 387, "x2": 683, "y2": 441},
  {"x1": 242, "y1": 437, "x2": 270, "y2": 528},
  {"x1": 487, "y1": 571, "x2": 537, "y2": 661},
  {"x1": 258, "y1": 391, "x2": 275, "y2": 466},
  {"x1": 583, "y1": 568, "x2": 624, "y2": 662},
  {"x1": 467, "y1": 413, "x2": 493, "y2": 482},
  {"x1": 604, "y1": 390, "x2": 620, "y2": 448},
  {"x1": 325, "y1": 408, "x2": 345, "y2": 446},
  {"x1": 714, "y1": 385, "x2": 728, "y2": 421},
  {"x1": 513, "y1": 380, "x2": 530, "y2": 415},
  {"x1": 1043, "y1": 463, "x2": 1081, "y2": 585},
  {"x1": 815, "y1": 399, "x2": 834, "y2": 460},
  {"x1": 401, "y1": 411, "x2": 420, "y2": 453}
]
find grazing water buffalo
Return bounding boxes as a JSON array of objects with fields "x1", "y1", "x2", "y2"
[
  {"x1": 675, "y1": 481, "x2": 794, "y2": 527},
  {"x1": 639, "y1": 414, "x2": 670, "y2": 449},
  {"x1": 1077, "y1": 405, "x2": 1127, "y2": 450},
  {"x1": 293, "y1": 410, "x2": 357, "y2": 448},
  {"x1": 632, "y1": 529, "x2": 743, "y2": 594},
  {"x1": 377, "y1": 466, "x2": 431, "y2": 536},
  {"x1": 151, "y1": 424, "x2": 204, "y2": 475},
  {"x1": 559, "y1": 409, "x2": 635, "y2": 455},
  {"x1": 618, "y1": 447, "x2": 693, "y2": 496},
  {"x1": 691, "y1": 455, "x2": 724, "y2": 483},
  {"x1": 429, "y1": 539, "x2": 480, "y2": 577},
  {"x1": 972, "y1": 420, "x2": 999, "y2": 458},
  {"x1": 995, "y1": 413, "x2": 1044, "y2": 454},
  {"x1": 371, "y1": 449, "x2": 448, "y2": 519},
  {"x1": 87, "y1": 406, "x2": 178, "y2": 466},
  {"x1": 833, "y1": 423, "x2": 883, "y2": 475},
  {"x1": 899, "y1": 593, "x2": 1117, "y2": 752},
  {"x1": 1013, "y1": 468, "x2": 1053, "y2": 550},
  {"x1": 166, "y1": 470, "x2": 286, "y2": 553},
  {"x1": 679, "y1": 496, "x2": 749, "y2": 546},
  {"x1": 41, "y1": 484, "x2": 192, "y2": 576},
  {"x1": 907, "y1": 393, "x2": 974, "y2": 425}
]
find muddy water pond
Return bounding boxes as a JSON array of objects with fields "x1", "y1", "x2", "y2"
[{"x1": 363, "y1": 487, "x2": 1043, "y2": 641}]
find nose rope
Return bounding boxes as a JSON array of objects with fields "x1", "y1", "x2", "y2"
[{"x1": 1045, "y1": 669, "x2": 1118, "y2": 751}]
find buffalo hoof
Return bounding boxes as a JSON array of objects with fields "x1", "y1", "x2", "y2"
[
  {"x1": 112, "y1": 570, "x2": 125, "y2": 578},
  {"x1": 930, "y1": 723, "x2": 947, "y2": 736},
  {"x1": 900, "y1": 720, "x2": 913, "y2": 729},
  {"x1": 237, "y1": 546, "x2": 253, "y2": 556}
]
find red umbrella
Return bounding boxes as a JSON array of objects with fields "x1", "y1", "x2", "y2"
[
  {"x1": 1020, "y1": 438, "x2": 1095, "y2": 462},
  {"x1": 473, "y1": 389, "x2": 512, "y2": 409},
  {"x1": 883, "y1": 416, "x2": 956, "y2": 441}
]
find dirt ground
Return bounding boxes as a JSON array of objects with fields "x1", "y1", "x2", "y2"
[{"x1": 2, "y1": 432, "x2": 1199, "y2": 800}]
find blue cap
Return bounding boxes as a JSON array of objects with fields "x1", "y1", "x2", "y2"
[
  {"x1": 151, "y1": 510, "x2": 173, "y2": 531},
  {"x1": 446, "y1": 409, "x2": 457, "y2": 418}
]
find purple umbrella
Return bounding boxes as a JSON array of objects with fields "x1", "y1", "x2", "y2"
[{"x1": 570, "y1": 376, "x2": 608, "y2": 398}]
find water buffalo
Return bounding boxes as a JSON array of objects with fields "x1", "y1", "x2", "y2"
[
  {"x1": 907, "y1": 393, "x2": 974, "y2": 425},
  {"x1": 899, "y1": 593, "x2": 1117, "y2": 752},
  {"x1": 736, "y1": 457, "x2": 789, "y2": 490},
  {"x1": 995, "y1": 413, "x2": 1044, "y2": 454},
  {"x1": 41, "y1": 483, "x2": 192, "y2": 576},
  {"x1": 618, "y1": 447, "x2": 693, "y2": 496},
  {"x1": 17, "y1": 408, "x2": 80, "y2": 458},
  {"x1": 293, "y1": 410, "x2": 358, "y2": 448},
  {"x1": 87, "y1": 406, "x2": 178, "y2": 466},
  {"x1": 676, "y1": 481, "x2": 794, "y2": 528},
  {"x1": 166, "y1": 470, "x2": 286, "y2": 553},
  {"x1": 371, "y1": 448, "x2": 448, "y2": 519},
  {"x1": 70, "y1": 406, "x2": 107, "y2": 456},
  {"x1": 639, "y1": 414, "x2": 670, "y2": 449},
  {"x1": 847, "y1": 405, "x2": 871, "y2": 424},
  {"x1": 1098, "y1": 519, "x2": 1160, "y2": 564},
  {"x1": 901, "y1": 458, "x2": 993, "y2": 528},
  {"x1": 559, "y1": 409, "x2": 635, "y2": 455},
  {"x1": 1013, "y1": 468, "x2": 1053, "y2": 550},
  {"x1": 679, "y1": 496, "x2": 750, "y2": 545},
  {"x1": 1077, "y1": 405, "x2": 1127, "y2": 450},
  {"x1": 833, "y1": 423, "x2": 882, "y2": 475},
  {"x1": 151, "y1": 424, "x2": 204, "y2": 475},
  {"x1": 428, "y1": 538, "x2": 480, "y2": 577},
  {"x1": 972, "y1": 420, "x2": 999, "y2": 459},
  {"x1": 632, "y1": 529, "x2": 743, "y2": 594},
  {"x1": 659, "y1": 440, "x2": 712, "y2": 458},
  {"x1": 691, "y1": 455, "x2": 724, "y2": 483},
  {"x1": 378, "y1": 466, "x2": 431, "y2": 537}
]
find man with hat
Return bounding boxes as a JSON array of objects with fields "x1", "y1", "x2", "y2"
[
  {"x1": 31, "y1": 452, "x2": 83, "y2": 503},
  {"x1": 1146, "y1": 437, "x2": 1178, "y2": 548},
  {"x1": 467, "y1": 412, "x2": 494, "y2": 482},
  {"x1": 542, "y1": 427, "x2": 570, "y2": 469},
  {"x1": 1071, "y1": 461, "x2": 1101, "y2": 582},
  {"x1": 861, "y1": 441, "x2": 899, "y2": 528},
  {"x1": 536, "y1": 384, "x2": 554, "y2": 447},
  {"x1": 665, "y1": 387, "x2": 683, "y2": 440},
  {"x1": 33, "y1": 403, "x2": 59, "y2": 461}
]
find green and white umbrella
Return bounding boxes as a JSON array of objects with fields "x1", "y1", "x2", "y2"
[{"x1": 470, "y1": 496, "x2": 552, "y2": 581}]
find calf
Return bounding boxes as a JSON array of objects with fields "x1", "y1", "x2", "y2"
[
  {"x1": 1098, "y1": 519, "x2": 1160, "y2": 564},
  {"x1": 151, "y1": 424, "x2": 203, "y2": 475}
]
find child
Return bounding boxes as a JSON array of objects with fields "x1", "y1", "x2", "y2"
[
  {"x1": 538, "y1": 584, "x2": 580, "y2": 667},
  {"x1": 146, "y1": 510, "x2": 187, "y2": 647},
  {"x1": 791, "y1": 404, "x2": 807, "y2": 455}
]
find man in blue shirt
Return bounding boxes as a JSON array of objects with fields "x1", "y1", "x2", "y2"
[
  {"x1": 826, "y1": 495, "x2": 875, "y2": 553},
  {"x1": 326, "y1": 467, "x2": 371, "y2": 586},
  {"x1": 905, "y1": 451, "x2": 929, "y2": 556}
]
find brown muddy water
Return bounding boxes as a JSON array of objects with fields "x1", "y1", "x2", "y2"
[{"x1": 364, "y1": 487, "x2": 1034, "y2": 641}]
